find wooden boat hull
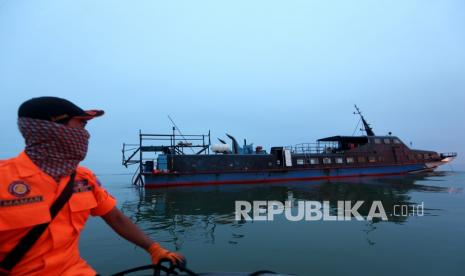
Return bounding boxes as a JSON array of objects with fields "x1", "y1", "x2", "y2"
[{"x1": 144, "y1": 163, "x2": 429, "y2": 188}]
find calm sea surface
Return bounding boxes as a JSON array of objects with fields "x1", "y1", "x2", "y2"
[{"x1": 80, "y1": 171, "x2": 465, "y2": 275}]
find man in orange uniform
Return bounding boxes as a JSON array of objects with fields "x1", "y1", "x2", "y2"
[{"x1": 0, "y1": 97, "x2": 184, "y2": 275}]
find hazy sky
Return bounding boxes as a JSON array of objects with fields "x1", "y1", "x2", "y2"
[{"x1": 1, "y1": 0, "x2": 464, "y2": 173}]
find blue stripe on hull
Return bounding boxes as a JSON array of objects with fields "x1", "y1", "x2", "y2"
[{"x1": 144, "y1": 164, "x2": 427, "y2": 187}]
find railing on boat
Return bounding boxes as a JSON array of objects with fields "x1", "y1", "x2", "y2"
[
  {"x1": 122, "y1": 129, "x2": 211, "y2": 186},
  {"x1": 440, "y1": 152, "x2": 457, "y2": 158},
  {"x1": 285, "y1": 141, "x2": 339, "y2": 154}
]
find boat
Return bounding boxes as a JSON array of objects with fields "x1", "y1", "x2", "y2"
[
  {"x1": 122, "y1": 106, "x2": 457, "y2": 188},
  {"x1": 111, "y1": 261, "x2": 291, "y2": 275}
]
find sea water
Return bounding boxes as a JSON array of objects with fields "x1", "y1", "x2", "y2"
[{"x1": 80, "y1": 171, "x2": 465, "y2": 276}]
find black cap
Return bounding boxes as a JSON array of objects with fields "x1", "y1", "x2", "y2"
[{"x1": 18, "y1": 97, "x2": 104, "y2": 124}]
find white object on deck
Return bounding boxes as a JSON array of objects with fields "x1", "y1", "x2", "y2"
[
  {"x1": 212, "y1": 144, "x2": 231, "y2": 154},
  {"x1": 284, "y1": 149, "x2": 293, "y2": 167}
]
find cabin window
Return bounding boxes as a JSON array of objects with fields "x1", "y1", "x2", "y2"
[
  {"x1": 383, "y1": 138, "x2": 391, "y2": 144},
  {"x1": 368, "y1": 156, "x2": 376, "y2": 163},
  {"x1": 374, "y1": 138, "x2": 381, "y2": 144},
  {"x1": 393, "y1": 139, "x2": 401, "y2": 144},
  {"x1": 335, "y1": 157, "x2": 344, "y2": 164},
  {"x1": 358, "y1": 156, "x2": 366, "y2": 163},
  {"x1": 346, "y1": 157, "x2": 354, "y2": 163},
  {"x1": 297, "y1": 158, "x2": 305, "y2": 165},
  {"x1": 310, "y1": 158, "x2": 319, "y2": 164},
  {"x1": 423, "y1": 154, "x2": 429, "y2": 160},
  {"x1": 378, "y1": 156, "x2": 385, "y2": 162},
  {"x1": 323, "y1": 157, "x2": 332, "y2": 164},
  {"x1": 417, "y1": 154, "x2": 423, "y2": 159}
]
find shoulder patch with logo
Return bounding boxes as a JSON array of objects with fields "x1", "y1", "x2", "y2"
[
  {"x1": 74, "y1": 179, "x2": 93, "y2": 193},
  {"x1": 8, "y1": 180, "x2": 31, "y2": 197}
]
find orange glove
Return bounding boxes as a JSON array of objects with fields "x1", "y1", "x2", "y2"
[{"x1": 147, "y1": 243, "x2": 186, "y2": 267}]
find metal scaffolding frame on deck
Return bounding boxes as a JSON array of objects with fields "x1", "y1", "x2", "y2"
[{"x1": 122, "y1": 128, "x2": 211, "y2": 186}]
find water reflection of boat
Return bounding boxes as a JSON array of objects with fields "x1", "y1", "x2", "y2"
[{"x1": 120, "y1": 172, "x2": 451, "y2": 247}]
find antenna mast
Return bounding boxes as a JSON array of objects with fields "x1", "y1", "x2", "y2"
[
  {"x1": 354, "y1": 105, "x2": 375, "y2": 136},
  {"x1": 167, "y1": 115, "x2": 195, "y2": 153}
]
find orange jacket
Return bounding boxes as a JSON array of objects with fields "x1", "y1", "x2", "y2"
[{"x1": 0, "y1": 152, "x2": 117, "y2": 275}]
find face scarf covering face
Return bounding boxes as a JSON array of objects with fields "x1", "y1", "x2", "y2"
[{"x1": 18, "y1": 117, "x2": 90, "y2": 182}]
